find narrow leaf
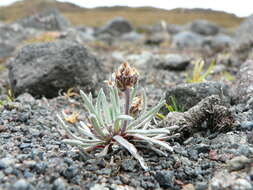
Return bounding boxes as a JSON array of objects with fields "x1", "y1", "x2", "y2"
[
  {"x1": 127, "y1": 100, "x2": 165, "y2": 130},
  {"x1": 113, "y1": 135, "x2": 149, "y2": 171},
  {"x1": 131, "y1": 134, "x2": 173, "y2": 152},
  {"x1": 113, "y1": 115, "x2": 134, "y2": 132},
  {"x1": 89, "y1": 114, "x2": 106, "y2": 138}
]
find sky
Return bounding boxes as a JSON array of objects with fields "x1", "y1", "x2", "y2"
[{"x1": 0, "y1": 0, "x2": 252, "y2": 17}]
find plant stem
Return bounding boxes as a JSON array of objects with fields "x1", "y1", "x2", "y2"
[{"x1": 121, "y1": 88, "x2": 130, "y2": 134}]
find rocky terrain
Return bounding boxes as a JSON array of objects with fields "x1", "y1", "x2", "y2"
[{"x1": 0, "y1": 2, "x2": 253, "y2": 190}]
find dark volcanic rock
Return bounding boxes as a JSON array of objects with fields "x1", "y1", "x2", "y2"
[
  {"x1": 189, "y1": 20, "x2": 220, "y2": 36},
  {"x1": 145, "y1": 32, "x2": 170, "y2": 46},
  {"x1": 8, "y1": 40, "x2": 105, "y2": 98},
  {"x1": 96, "y1": 17, "x2": 133, "y2": 37},
  {"x1": 0, "y1": 24, "x2": 36, "y2": 58},
  {"x1": 0, "y1": 42, "x2": 15, "y2": 59},
  {"x1": 209, "y1": 171, "x2": 253, "y2": 190},
  {"x1": 155, "y1": 54, "x2": 191, "y2": 71},
  {"x1": 165, "y1": 82, "x2": 230, "y2": 111},
  {"x1": 59, "y1": 27, "x2": 95, "y2": 43},
  {"x1": 203, "y1": 34, "x2": 234, "y2": 52},
  {"x1": 16, "y1": 8, "x2": 70, "y2": 31},
  {"x1": 172, "y1": 31, "x2": 205, "y2": 49},
  {"x1": 235, "y1": 14, "x2": 253, "y2": 51},
  {"x1": 231, "y1": 60, "x2": 253, "y2": 104},
  {"x1": 154, "y1": 170, "x2": 175, "y2": 188}
]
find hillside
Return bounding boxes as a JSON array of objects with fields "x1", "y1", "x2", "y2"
[{"x1": 0, "y1": 0, "x2": 244, "y2": 28}]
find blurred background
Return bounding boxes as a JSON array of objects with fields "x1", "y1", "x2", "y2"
[{"x1": 0, "y1": 0, "x2": 249, "y2": 28}]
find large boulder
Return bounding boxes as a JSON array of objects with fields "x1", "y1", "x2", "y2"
[
  {"x1": 8, "y1": 40, "x2": 105, "y2": 98},
  {"x1": 172, "y1": 31, "x2": 205, "y2": 49},
  {"x1": 16, "y1": 8, "x2": 70, "y2": 31},
  {"x1": 96, "y1": 17, "x2": 133, "y2": 37},
  {"x1": 189, "y1": 19, "x2": 220, "y2": 36}
]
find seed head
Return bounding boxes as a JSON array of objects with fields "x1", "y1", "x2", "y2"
[
  {"x1": 130, "y1": 96, "x2": 143, "y2": 117},
  {"x1": 115, "y1": 62, "x2": 139, "y2": 91}
]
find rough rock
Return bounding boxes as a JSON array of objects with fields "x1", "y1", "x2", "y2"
[
  {"x1": 167, "y1": 24, "x2": 184, "y2": 34},
  {"x1": 120, "y1": 31, "x2": 145, "y2": 42},
  {"x1": 154, "y1": 170, "x2": 175, "y2": 188},
  {"x1": 165, "y1": 82, "x2": 230, "y2": 111},
  {"x1": 0, "y1": 24, "x2": 36, "y2": 58},
  {"x1": 172, "y1": 31, "x2": 205, "y2": 49},
  {"x1": 8, "y1": 40, "x2": 105, "y2": 98},
  {"x1": 59, "y1": 27, "x2": 95, "y2": 43},
  {"x1": 231, "y1": 60, "x2": 253, "y2": 104},
  {"x1": 203, "y1": 34, "x2": 234, "y2": 51},
  {"x1": 189, "y1": 19, "x2": 220, "y2": 36},
  {"x1": 96, "y1": 17, "x2": 133, "y2": 37},
  {"x1": 145, "y1": 32, "x2": 170, "y2": 46},
  {"x1": 155, "y1": 54, "x2": 191, "y2": 71},
  {"x1": 0, "y1": 42, "x2": 15, "y2": 59},
  {"x1": 209, "y1": 171, "x2": 252, "y2": 190},
  {"x1": 226, "y1": 156, "x2": 251, "y2": 171},
  {"x1": 16, "y1": 8, "x2": 70, "y2": 31},
  {"x1": 12, "y1": 179, "x2": 33, "y2": 190},
  {"x1": 235, "y1": 14, "x2": 253, "y2": 52}
]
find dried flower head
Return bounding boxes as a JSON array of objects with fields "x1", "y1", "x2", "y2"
[
  {"x1": 115, "y1": 62, "x2": 139, "y2": 91},
  {"x1": 130, "y1": 96, "x2": 143, "y2": 117},
  {"x1": 64, "y1": 112, "x2": 79, "y2": 124}
]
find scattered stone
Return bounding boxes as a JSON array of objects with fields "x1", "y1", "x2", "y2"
[
  {"x1": 203, "y1": 34, "x2": 233, "y2": 51},
  {"x1": 231, "y1": 60, "x2": 253, "y2": 104},
  {"x1": 155, "y1": 54, "x2": 191, "y2": 71},
  {"x1": 0, "y1": 42, "x2": 15, "y2": 59},
  {"x1": 167, "y1": 24, "x2": 183, "y2": 34},
  {"x1": 19, "y1": 143, "x2": 32, "y2": 149},
  {"x1": 120, "y1": 31, "x2": 144, "y2": 42},
  {"x1": 13, "y1": 179, "x2": 32, "y2": 190},
  {"x1": 0, "y1": 157, "x2": 16, "y2": 169},
  {"x1": 16, "y1": 8, "x2": 70, "y2": 31},
  {"x1": 189, "y1": 20, "x2": 220, "y2": 36},
  {"x1": 154, "y1": 170, "x2": 175, "y2": 188},
  {"x1": 0, "y1": 125, "x2": 7, "y2": 132},
  {"x1": 226, "y1": 156, "x2": 251, "y2": 171},
  {"x1": 52, "y1": 178, "x2": 66, "y2": 190},
  {"x1": 121, "y1": 159, "x2": 137, "y2": 172},
  {"x1": 235, "y1": 14, "x2": 253, "y2": 54},
  {"x1": 145, "y1": 32, "x2": 170, "y2": 46},
  {"x1": 209, "y1": 171, "x2": 253, "y2": 190},
  {"x1": 16, "y1": 93, "x2": 36, "y2": 104},
  {"x1": 8, "y1": 40, "x2": 105, "y2": 98},
  {"x1": 0, "y1": 24, "x2": 36, "y2": 58},
  {"x1": 240, "y1": 121, "x2": 253, "y2": 130},
  {"x1": 172, "y1": 31, "x2": 205, "y2": 49},
  {"x1": 59, "y1": 27, "x2": 95, "y2": 43},
  {"x1": 96, "y1": 17, "x2": 133, "y2": 37},
  {"x1": 182, "y1": 184, "x2": 195, "y2": 190}
]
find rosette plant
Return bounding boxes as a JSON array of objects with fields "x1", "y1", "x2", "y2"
[{"x1": 57, "y1": 62, "x2": 174, "y2": 170}]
